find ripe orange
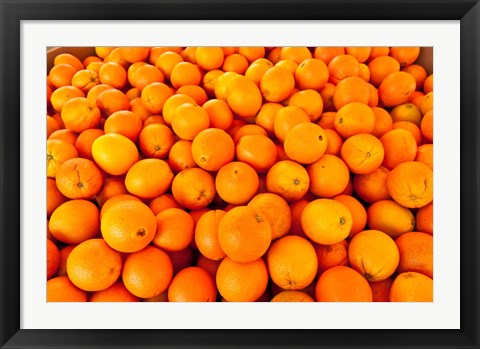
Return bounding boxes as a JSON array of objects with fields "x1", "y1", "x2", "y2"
[
  {"x1": 380, "y1": 128, "x2": 417, "y2": 170},
  {"x1": 138, "y1": 123, "x2": 176, "y2": 159},
  {"x1": 348, "y1": 230, "x2": 400, "y2": 282},
  {"x1": 267, "y1": 235, "x2": 318, "y2": 290},
  {"x1": 346, "y1": 47, "x2": 371, "y2": 63},
  {"x1": 47, "y1": 178, "x2": 68, "y2": 217},
  {"x1": 369, "y1": 278, "x2": 393, "y2": 302},
  {"x1": 315, "y1": 266, "x2": 372, "y2": 302},
  {"x1": 67, "y1": 238, "x2": 122, "y2": 292},
  {"x1": 48, "y1": 64, "x2": 77, "y2": 88},
  {"x1": 55, "y1": 157, "x2": 103, "y2": 199},
  {"x1": 307, "y1": 154, "x2": 350, "y2": 198},
  {"x1": 103, "y1": 110, "x2": 142, "y2": 142},
  {"x1": 162, "y1": 94, "x2": 197, "y2": 125},
  {"x1": 216, "y1": 257, "x2": 268, "y2": 302},
  {"x1": 328, "y1": 55, "x2": 360, "y2": 83},
  {"x1": 266, "y1": 160, "x2": 310, "y2": 202},
  {"x1": 98, "y1": 62, "x2": 127, "y2": 89},
  {"x1": 340, "y1": 133, "x2": 384, "y2": 174},
  {"x1": 170, "y1": 62, "x2": 201, "y2": 88},
  {"x1": 235, "y1": 134, "x2": 278, "y2": 174},
  {"x1": 75, "y1": 128, "x2": 104, "y2": 160},
  {"x1": 101, "y1": 200, "x2": 157, "y2": 253},
  {"x1": 353, "y1": 166, "x2": 391, "y2": 203},
  {"x1": 46, "y1": 139, "x2": 79, "y2": 178},
  {"x1": 61, "y1": 97, "x2": 101, "y2": 132},
  {"x1": 168, "y1": 140, "x2": 197, "y2": 173},
  {"x1": 395, "y1": 232, "x2": 433, "y2": 278},
  {"x1": 89, "y1": 280, "x2": 139, "y2": 302},
  {"x1": 171, "y1": 103, "x2": 210, "y2": 141},
  {"x1": 153, "y1": 208, "x2": 195, "y2": 252},
  {"x1": 125, "y1": 159, "x2": 174, "y2": 200},
  {"x1": 314, "y1": 47, "x2": 345, "y2": 65},
  {"x1": 273, "y1": 105, "x2": 310, "y2": 143},
  {"x1": 195, "y1": 209, "x2": 227, "y2": 261},
  {"x1": 389, "y1": 47, "x2": 421, "y2": 68},
  {"x1": 284, "y1": 122, "x2": 328, "y2": 164},
  {"x1": 92, "y1": 133, "x2": 139, "y2": 176},
  {"x1": 50, "y1": 85, "x2": 85, "y2": 112},
  {"x1": 141, "y1": 82, "x2": 174, "y2": 114},
  {"x1": 202, "y1": 99, "x2": 234, "y2": 131},
  {"x1": 226, "y1": 76, "x2": 263, "y2": 119},
  {"x1": 122, "y1": 245, "x2": 174, "y2": 298},
  {"x1": 100, "y1": 194, "x2": 142, "y2": 218},
  {"x1": 301, "y1": 198, "x2": 353, "y2": 245},
  {"x1": 295, "y1": 58, "x2": 329, "y2": 90},
  {"x1": 260, "y1": 66, "x2": 295, "y2": 103},
  {"x1": 47, "y1": 276, "x2": 87, "y2": 302},
  {"x1": 215, "y1": 161, "x2": 259, "y2": 205},
  {"x1": 334, "y1": 102, "x2": 375, "y2": 139},
  {"x1": 168, "y1": 266, "x2": 217, "y2": 302},
  {"x1": 171, "y1": 167, "x2": 216, "y2": 210},
  {"x1": 271, "y1": 291, "x2": 315, "y2": 302},
  {"x1": 217, "y1": 206, "x2": 271, "y2": 263},
  {"x1": 378, "y1": 71, "x2": 416, "y2": 107},
  {"x1": 333, "y1": 194, "x2": 367, "y2": 238},
  {"x1": 390, "y1": 272, "x2": 433, "y2": 302},
  {"x1": 333, "y1": 76, "x2": 371, "y2": 110},
  {"x1": 415, "y1": 144, "x2": 433, "y2": 170},
  {"x1": 367, "y1": 200, "x2": 415, "y2": 238},
  {"x1": 222, "y1": 53, "x2": 249, "y2": 74},
  {"x1": 368, "y1": 56, "x2": 400, "y2": 87},
  {"x1": 288, "y1": 89, "x2": 324, "y2": 122},
  {"x1": 72, "y1": 69, "x2": 99, "y2": 92},
  {"x1": 191, "y1": 128, "x2": 235, "y2": 171},
  {"x1": 47, "y1": 239, "x2": 60, "y2": 279},
  {"x1": 315, "y1": 239, "x2": 349, "y2": 275},
  {"x1": 280, "y1": 47, "x2": 312, "y2": 64},
  {"x1": 416, "y1": 203, "x2": 433, "y2": 235}
]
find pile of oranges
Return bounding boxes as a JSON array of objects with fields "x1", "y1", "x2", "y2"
[{"x1": 46, "y1": 46, "x2": 433, "y2": 302}]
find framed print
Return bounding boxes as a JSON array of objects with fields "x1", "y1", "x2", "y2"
[{"x1": 1, "y1": 0, "x2": 479, "y2": 348}]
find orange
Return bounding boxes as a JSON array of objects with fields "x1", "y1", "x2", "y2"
[
  {"x1": 289, "y1": 199, "x2": 309, "y2": 238},
  {"x1": 389, "y1": 47, "x2": 421, "y2": 68},
  {"x1": 53, "y1": 53, "x2": 83, "y2": 70},
  {"x1": 72, "y1": 69, "x2": 99, "y2": 92},
  {"x1": 103, "y1": 110, "x2": 142, "y2": 142},
  {"x1": 195, "y1": 209, "x2": 226, "y2": 261},
  {"x1": 328, "y1": 55, "x2": 360, "y2": 83},
  {"x1": 333, "y1": 76, "x2": 371, "y2": 110},
  {"x1": 168, "y1": 266, "x2": 217, "y2": 302},
  {"x1": 202, "y1": 69, "x2": 224, "y2": 97},
  {"x1": 95, "y1": 177, "x2": 128, "y2": 207},
  {"x1": 217, "y1": 206, "x2": 271, "y2": 263},
  {"x1": 333, "y1": 194, "x2": 367, "y2": 237},
  {"x1": 387, "y1": 161, "x2": 433, "y2": 208},
  {"x1": 149, "y1": 193, "x2": 181, "y2": 215},
  {"x1": 95, "y1": 47, "x2": 114, "y2": 59},
  {"x1": 101, "y1": 200, "x2": 157, "y2": 253},
  {"x1": 214, "y1": 72, "x2": 239, "y2": 101},
  {"x1": 46, "y1": 139, "x2": 79, "y2": 178},
  {"x1": 89, "y1": 280, "x2": 139, "y2": 302},
  {"x1": 222, "y1": 53, "x2": 249, "y2": 74},
  {"x1": 245, "y1": 58, "x2": 274, "y2": 86},
  {"x1": 390, "y1": 103, "x2": 422, "y2": 126},
  {"x1": 153, "y1": 208, "x2": 194, "y2": 252},
  {"x1": 415, "y1": 144, "x2": 433, "y2": 170},
  {"x1": 273, "y1": 105, "x2": 310, "y2": 143},
  {"x1": 380, "y1": 128, "x2": 417, "y2": 170},
  {"x1": 119, "y1": 47, "x2": 150, "y2": 63},
  {"x1": 421, "y1": 110, "x2": 433, "y2": 143},
  {"x1": 315, "y1": 266, "x2": 372, "y2": 302},
  {"x1": 416, "y1": 203, "x2": 433, "y2": 235},
  {"x1": 129, "y1": 64, "x2": 164, "y2": 91},
  {"x1": 370, "y1": 107, "x2": 393, "y2": 138},
  {"x1": 367, "y1": 56, "x2": 400, "y2": 87},
  {"x1": 295, "y1": 58, "x2": 329, "y2": 90},
  {"x1": 74, "y1": 128, "x2": 104, "y2": 160},
  {"x1": 100, "y1": 194, "x2": 142, "y2": 218},
  {"x1": 280, "y1": 47, "x2": 312, "y2": 64},
  {"x1": 319, "y1": 83, "x2": 336, "y2": 112},
  {"x1": 358, "y1": 63, "x2": 370, "y2": 82},
  {"x1": 392, "y1": 121, "x2": 422, "y2": 146},
  {"x1": 232, "y1": 124, "x2": 268, "y2": 144},
  {"x1": 96, "y1": 88, "x2": 130, "y2": 117},
  {"x1": 345, "y1": 47, "x2": 371, "y2": 63},
  {"x1": 424, "y1": 74, "x2": 433, "y2": 93},
  {"x1": 235, "y1": 134, "x2": 278, "y2": 174},
  {"x1": 191, "y1": 128, "x2": 235, "y2": 171},
  {"x1": 340, "y1": 133, "x2": 384, "y2": 175},
  {"x1": 283, "y1": 122, "x2": 328, "y2": 164},
  {"x1": 369, "y1": 278, "x2": 393, "y2": 302},
  {"x1": 138, "y1": 123, "x2": 176, "y2": 159},
  {"x1": 47, "y1": 276, "x2": 87, "y2": 302},
  {"x1": 176, "y1": 85, "x2": 208, "y2": 106},
  {"x1": 255, "y1": 103, "x2": 282, "y2": 136},
  {"x1": 196, "y1": 255, "x2": 221, "y2": 280},
  {"x1": 367, "y1": 200, "x2": 415, "y2": 239},
  {"x1": 141, "y1": 82, "x2": 174, "y2": 114},
  {"x1": 171, "y1": 168, "x2": 216, "y2": 209},
  {"x1": 369, "y1": 47, "x2": 390, "y2": 59},
  {"x1": 86, "y1": 84, "x2": 113, "y2": 107},
  {"x1": 334, "y1": 102, "x2": 375, "y2": 139},
  {"x1": 168, "y1": 140, "x2": 197, "y2": 173},
  {"x1": 216, "y1": 257, "x2": 268, "y2": 302},
  {"x1": 260, "y1": 66, "x2": 295, "y2": 103},
  {"x1": 307, "y1": 154, "x2": 350, "y2": 198},
  {"x1": 195, "y1": 47, "x2": 224, "y2": 70},
  {"x1": 288, "y1": 89, "x2": 324, "y2": 122},
  {"x1": 267, "y1": 235, "x2": 317, "y2": 290},
  {"x1": 266, "y1": 160, "x2": 310, "y2": 202},
  {"x1": 378, "y1": 71, "x2": 416, "y2": 107},
  {"x1": 125, "y1": 159, "x2": 174, "y2": 200},
  {"x1": 47, "y1": 239, "x2": 60, "y2": 279},
  {"x1": 275, "y1": 59, "x2": 298, "y2": 74},
  {"x1": 271, "y1": 291, "x2": 315, "y2": 302},
  {"x1": 315, "y1": 240, "x2": 349, "y2": 275},
  {"x1": 353, "y1": 166, "x2": 391, "y2": 203},
  {"x1": 215, "y1": 161, "x2": 259, "y2": 205},
  {"x1": 55, "y1": 157, "x2": 103, "y2": 199},
  {"x1": 67, "y1": 238, "x2": 122, "y2": 291},
  {"x1": 248, "y1": 193, "x2": 291, "y2": 240},
  {"x1": 49, "y1": 199, "x2": 99, "y2": 244},
  {"x1": 98, "y1": 62, "x2": 127, "y2": 89},
  {"x1": 313, "y1": 47, "x2": 345, "y2": 65},
  {"x1": 202, "y1": 99, "x2": 234, "y2": 131},
  {"x1": 420, "y1": 91, "x2": 433, "y2": 115},
  {"x1": 171, "y1": 103, "x2": 210, "y2": 141},
  {"x1": 48, "y1": 64, "x2": 77, "y2": 88},
  {"x1": 324, "y1": 128, "x2": 344, "y2": 156},
  {"x1": 348, "y1": 230, "x2": 400, "y2": 282},
  {"x1": 170, "y1": 62, "x2": 201, "y2": 88},
  {"x1": 402, "y1": 64, "x2": 428, "y2": 90},
  {"x1": 56, "y1": 245, "x2": 75, "y2": 277},
  {"x1": 238, "y1": 47, "x2": 266, "y2": 63},
  {"x1": 395, "y1": 232, "x2": 433, "y2": 278},
  {"x1": 50, "y1": 85, "x2": 85, "y2": 113},
  {"x1": 301, "y1": 198, "x2": 352, "y2": 245},
  {"x1": 390, "y1": 272, "x2": 433, "y2": 302},
  {"x1": 122, "y1": 245, "x2": 174, "y2": 299},
  {"x1": 226, "y1": 76, "x2": 262, "y2": 119},
  {"x1": 61, "y1": 97, "x2": 101, "y2": 132},
  {"x1": 317, "y1": 111, "x2": 337, "y2": 129},
  {"x1": 92, "y1": 133, "x2": 139, "y2": 176},
  {"x1": 47, "y1": 178, "x2": 68, "y2": 217},
  {"x1": 162, "y1": 94, "x2": 196, "y2": 125}
]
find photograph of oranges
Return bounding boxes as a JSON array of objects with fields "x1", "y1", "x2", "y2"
[{"x1": 46, "y1": 46, "x2": 433, "y2": 302}]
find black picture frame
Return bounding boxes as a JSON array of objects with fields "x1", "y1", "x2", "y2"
[{"x1": 1, "y1": 0, "x2": 479, "y2": 348}]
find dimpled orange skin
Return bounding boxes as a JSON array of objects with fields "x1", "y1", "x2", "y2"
[{"x1": 315, "y1": 266, "x2": 373, "y2": 302}]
